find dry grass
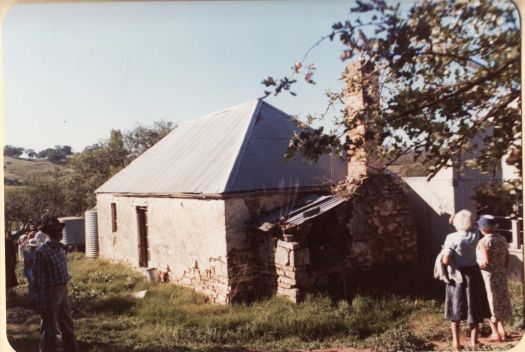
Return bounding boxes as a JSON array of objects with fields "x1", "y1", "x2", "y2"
[{"x1": 3, "y1": 155, "x2": 70, "y2": 185}]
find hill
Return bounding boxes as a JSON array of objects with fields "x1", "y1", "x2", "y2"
[{"x1": 3, "y1": 156, "x2": 71, "y2": 186}]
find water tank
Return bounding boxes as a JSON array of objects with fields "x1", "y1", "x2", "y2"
[
  {"x1": 85, "y1": 209, "x2": 98, "y2": 258},
  {"x1": 58, "y1": 216, "x2": 85, "y2": 246}
]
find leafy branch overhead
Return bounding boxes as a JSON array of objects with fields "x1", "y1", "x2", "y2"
[{"x1": 262, "y1": 0, "x2": 521, "y2": 179}]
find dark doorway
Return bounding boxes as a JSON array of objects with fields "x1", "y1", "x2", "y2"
[{"x1": 137, "y1": 206, "x2": 149, "y2": 268}]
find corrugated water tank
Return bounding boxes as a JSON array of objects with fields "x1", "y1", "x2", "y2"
[
  {"x1": 58, "y1": 216, "x2": 85, "y2": 246},
  {"x1": 85, "y1": 209, "x2": 98, "y2": 257}
]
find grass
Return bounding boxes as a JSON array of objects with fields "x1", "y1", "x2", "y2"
[
  {"x1": 3, "y1": 155, "x2": 70, "y2": 186},
  {"x1": 6, "y1": 254, "x2": 524, "y2": 351}
]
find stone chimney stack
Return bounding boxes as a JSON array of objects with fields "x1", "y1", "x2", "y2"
[{"x1": 344, "y1": 60, "x2": 384, "y2": 183}]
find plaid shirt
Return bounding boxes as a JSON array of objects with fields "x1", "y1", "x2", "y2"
[{"x1": 33, "y1": 241, "x2": 70, "y2": 311}]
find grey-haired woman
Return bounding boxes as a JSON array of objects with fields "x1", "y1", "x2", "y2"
[{"x1": 442, "y1": 209, "x2": 490, "y2": 350}]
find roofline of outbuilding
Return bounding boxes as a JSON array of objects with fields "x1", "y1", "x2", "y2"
[{"x1": 95, "y1": 185, "x2": 334, "y2": 200}]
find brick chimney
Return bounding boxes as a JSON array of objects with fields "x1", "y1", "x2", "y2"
[{"x1": 344, "y1": 60, "x2": 384, "y2": 183}]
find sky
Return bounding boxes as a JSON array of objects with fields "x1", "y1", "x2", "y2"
[{"x1": 2, "y1": 0, "x2": 356, "y2": 153}]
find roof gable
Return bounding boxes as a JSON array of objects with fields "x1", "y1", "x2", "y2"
[{"x1": 96, "y1": 100, "x2": 347, "y2": 195}]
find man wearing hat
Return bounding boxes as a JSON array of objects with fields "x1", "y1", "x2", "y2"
[{"x1": 33, "y1": 216, "x2": 79, "y2": 352}]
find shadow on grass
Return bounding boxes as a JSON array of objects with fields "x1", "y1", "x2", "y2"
[
  {"x1": 8, "y1": 332, "x2": 258, "y2": 352},
  {"x1": 317, "y1": 261, "x2": 444, "y2": 303}
]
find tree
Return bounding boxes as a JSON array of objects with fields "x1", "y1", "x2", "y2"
[
  {"x1": 4, "y1": 173, "x2": 66, "y2": 233},
  {"x1": 124, "y1": 120, "x2": 176, "y2": 160},
  {"x1": 26, "y1": 149, "x2": 37, "y2": 158},
  {"x1": 59, "y1": 145, "x2": 73, "y2": 156},
  {"x1": 4, "y1": 187, "x2": 31, "y2": 233},
  {"x1": 8, "y1": 121, "x2": 177, "y2": 218},
  {"x1": 63, "y1": 122, "x2": 175, "y2": 211},
  {"x1": 263, "y1": 0, "x2": 520, "y2": 180},
  {"x1": 36, "y1": 145, "x2": 73, "y2": 163},
  {"x1": 46, "y1": 148, "x2": 66, "y2": 164},
  {"x1": 66, "y1": 135, "x2": 124, "y2": 210},
  {"x1": 37, "y1": 149, "x2": 50, "y2": 159},
  {"x1": 4, "y1": 145, "x2": 24, "y2": 158}
]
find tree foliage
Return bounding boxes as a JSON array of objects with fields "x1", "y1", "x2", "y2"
[
  {"x1": 4, "y1": 145, "x2": 24, "y2": 157},
  {"x1": 263, "y1": 0, "x2": 520, "y2": 180},
  {"x1": 64, "y1": 121, "x2": 176, "y2": 211},
  {"x1": 4, "y1": 172, "x2": 65, "y2": 233},
  {"x1": 4, "y1": 121, "x2": 177, "y2": 226},
  {"x1": 64, "y1": 130, "x2": 129, "y2": 210},
  {"x1": 36, "y1": 145, "x2": 74, "y2": 164},
  {"x1": 124, "y1": 120, "x2": 176, "y2": 160}
]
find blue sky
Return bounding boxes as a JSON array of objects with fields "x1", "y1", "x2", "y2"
[{"x1": 3, "y1": 0, "x2": 355, "y2": 153}]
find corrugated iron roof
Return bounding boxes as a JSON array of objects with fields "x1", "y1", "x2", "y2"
[
  {"x1": 96, "y1": 99, "x2": 347, "y2": 195},
  {"x1": 259, "y1": 194, "x2": 346, "y2": 228}
]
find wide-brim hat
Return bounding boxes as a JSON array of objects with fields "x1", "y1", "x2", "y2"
[
  {"x1": 40, "y1": 216, "x2": 65, "y2": 232},
  {"x1": 477, "y1": 214, "x2": 496, "y2": 229},
  {"x1": 27, "y1": 239, "x2": 38, "y2": 247}
]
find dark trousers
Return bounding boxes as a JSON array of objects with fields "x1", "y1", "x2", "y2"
[{"x1": 39, "y1": 284, "x2": 79, "y2": 352}]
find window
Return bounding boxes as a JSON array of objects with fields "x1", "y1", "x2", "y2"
[{"x1": 111, "y1": 203, "x2": 117, "y2": 232}]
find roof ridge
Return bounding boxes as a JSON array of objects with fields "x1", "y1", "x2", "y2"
[
  {"x1": 178, "y1": 99, "x2": 259, "y2": 127},
  {"x1": 223, "y1": 99, "x2": 263, "y2": 192}
]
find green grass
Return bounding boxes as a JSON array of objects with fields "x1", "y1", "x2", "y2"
[{"x1": 6, "y1": 254, "x2": 524, "y2": 352}]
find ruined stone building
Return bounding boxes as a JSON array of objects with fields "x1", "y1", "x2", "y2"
[{"x1": 95, "y1": 61, "x2": 418, "y2": 304}]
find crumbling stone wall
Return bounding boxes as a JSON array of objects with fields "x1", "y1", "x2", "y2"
[
  {"x1": 223, "y1": 193, "x2": 301, "y2": 303},
  {"x1": 272, "y1": 173, "x2": 417, "y2": 302}
]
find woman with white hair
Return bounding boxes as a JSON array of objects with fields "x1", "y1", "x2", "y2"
[{"x1": 442, "y1": 209, "x2": 490, "y2": 350}]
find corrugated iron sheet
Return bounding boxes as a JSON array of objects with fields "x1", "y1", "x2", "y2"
[
  {"x1": 96, "y1": 99, "x2": 347, "y2": 195},
  {"x1": 259, "y1": 194, "x2": 346, "y2": 227}
]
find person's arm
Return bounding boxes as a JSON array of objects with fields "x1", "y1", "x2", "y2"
[
  {"x1": 441, "y1": 237, "x2": 453, "y2": 265},
  {"x1": 478, "y1": 242, "x2": 489, "y2": 269}
]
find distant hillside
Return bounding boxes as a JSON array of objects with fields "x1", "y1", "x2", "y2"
[{"x1": 3, "y1": 156, "x2": 71, "y2": 186}]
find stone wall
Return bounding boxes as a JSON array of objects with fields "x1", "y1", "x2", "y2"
[
  {"x1": 345, "y1": 174, "x2": 417, "y2": 266},
  {"x1": 218, "y1": 173, "x2": 417, "y2": 303},
  {"x1": 96, "y1": 194, "x2": 231, "y2": 303},
  {"x1": 223, "y1": 193, "x2": 299, "y2": 302},
  {"x1": 96, "y1": 174, "x2": 417, "y2": 305},
  {"x1": 272, "y1": 173, "x2": 418, "y2": 302}
]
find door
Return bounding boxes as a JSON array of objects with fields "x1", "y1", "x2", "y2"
[{"x1": 137, "y1": 206, "x2": 149, "y2": 268}]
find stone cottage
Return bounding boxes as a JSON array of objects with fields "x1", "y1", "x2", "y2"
[{"x1": 95, "y1": 61, "x2": 417, "y2": 304}]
